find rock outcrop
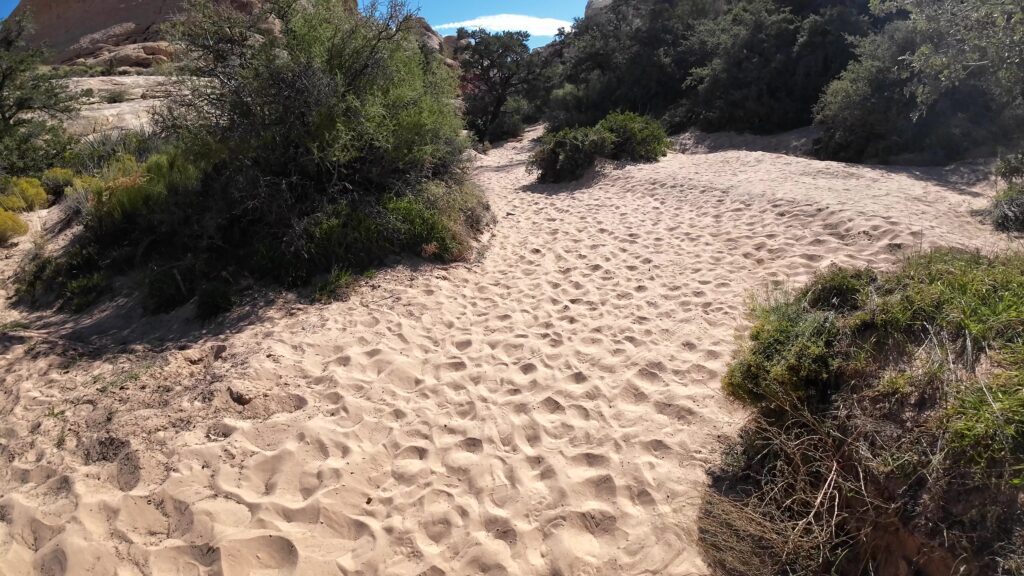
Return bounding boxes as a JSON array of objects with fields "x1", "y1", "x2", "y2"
[
  {"x1": 11, "y1": 0, "x2": 358, "y2": 66},
  {"x1": 584, "y1": 0, "x2": 615, "y2": 18}
]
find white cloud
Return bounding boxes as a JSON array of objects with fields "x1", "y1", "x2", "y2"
[{"x1": 434, "y1": 14, "x2": 572, "y2": 37}]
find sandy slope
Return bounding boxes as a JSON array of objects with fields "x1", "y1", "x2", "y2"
[{"x1": 0, "y1": 127, "x2": 1009, "y2": 576}]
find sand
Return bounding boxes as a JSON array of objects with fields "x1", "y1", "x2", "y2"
[{"x1": 0, "y1": 126, "x2": 1008, "y2": 575}]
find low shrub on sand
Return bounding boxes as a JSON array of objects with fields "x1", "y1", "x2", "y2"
[
  {"x1": 702, "y1": 249, "x2": 1024, "y2": 576},
  {"x1": 0, "y1": 209, "x2": 28, "y2": 243},
  {"x1": 994, "y1": 154, "x2": 1024, "y2": 232},
  {"x1": 2, "y1": 177, "x2": 48, "y2": 211},
  {"x1": 530, "y1": 112, "x2": 669, "y2": 184},
  {"x1": 597, "y1": 111, "x2": 670, "y2": 162},
  {"x1": 40, "y1": 168, "x2": 76, "y2": 198},
  {"x1": 529, "y1": 126, "x2": 614, "y2": 183}
]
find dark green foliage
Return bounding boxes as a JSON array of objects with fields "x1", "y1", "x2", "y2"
[
  {"x1": 814, "y1": 1, "x2": 1024, "y2": 163},
  {"x1": 528, "y1": 126, "x2": 614, "y2": 183},
  {"x1": 596, "y1": 112, "x2": 670, "y2": 162},
  {"x1": 195, "y1": 281, "x2": 235, "y2": 320},
  {"x1": 40, "y1": 168, "x2": 75, "y2": 197},
  {"x1": 706, "y1": 249, "x2": 1024, "y2": 575},
  {"x1": 687, "y1": 0, "x2": 867, "y2": 133},
  {"x1": 460, "y1": 29, "x2": 532, "y2": 143},
  {"x1": 0, "y1": 16, "x2": 78, "y2": 177}
]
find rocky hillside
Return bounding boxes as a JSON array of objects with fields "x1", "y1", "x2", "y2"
[{"x1": 11, "y1": 0, "x2": 358, "y2": 66}]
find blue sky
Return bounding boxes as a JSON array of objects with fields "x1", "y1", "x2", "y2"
[{"x1": 1, "y1": 0, "x2": 586, "y2": 47}]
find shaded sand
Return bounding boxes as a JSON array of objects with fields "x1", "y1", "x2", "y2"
[{"x1": 0, "y1": 127, "x2": 1008, "y2": 575}]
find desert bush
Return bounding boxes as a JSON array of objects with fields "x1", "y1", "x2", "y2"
[
  {"x1": 3, "y1": 177, "x2": 48, "y2": 210},
  {"x1": 15, "y1": 0, "x2": 486, "y2": 318},
  {"x1": 997, "y1": 153, "x2": 1024, "y2": 184},
  {"x1": 65, "y1": 128, "x2": 166, "y2": 174},
  {"x1": 0, "y1": 191, "x2": 25, "y2": 212},
  {"x1": 992, "y1": 185, "x2": 1024, "y2": 233},
  {"x1": 529, "y1": 126, "x2": 614, "y2": 183},
  {"x1": 40, "y1": 168, "x2": 75, "y2": 197},
  {"x1": 703, "y1": 249, "x2": 1024, "y2": 575},
  {"x1": 815, "y1": 1, "x2": 1024, "y2": 163},
  {"x1": 101, "y1": 89, "x2": 130, "y2": 104},
  {"x1": 460, "y1": 29, "x2": 532, "y2": 143},
  {"x1": 0, "y1": 209, "x2": 27, "y2": 243},
  {"x1": 596, "y1": 112, "x2": 670, "y2": 162},
  {"x1": 0, "y1": 16, "x2": 78, "y2": 177}
]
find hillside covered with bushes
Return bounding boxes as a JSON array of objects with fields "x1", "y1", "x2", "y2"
[{"x1": 508, "y1": 0, "x2": 1023, "y2": 165}]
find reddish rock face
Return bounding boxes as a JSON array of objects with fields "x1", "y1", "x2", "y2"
[
  {"x1": 10, "y1": 0, "x2": 359, "y2": 64},
  {"x1": 12, "y1": 0, "x2": 184, "y2": 62}
]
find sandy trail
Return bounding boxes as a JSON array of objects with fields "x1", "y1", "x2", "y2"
[{"x1": 0, "y1": 127, "x2": 1008, "y2": 576}]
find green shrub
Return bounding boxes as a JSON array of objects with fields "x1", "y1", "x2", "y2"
[
  {"x1": 63, "y1": 272, "x2": 107, "y2": 312},
  {"x1": 529, "y1": 126, "x2": 614, "y2": 183},
  {"x1": 4, "y1": 177, "x2": 48, "y2": 210},
  {"x1": 0, "y1": 17, "x2": 78, "y2": 178},
  {"x1": 40, "y1": 168, "x2": 75, "y2": 197},
  {"x1": 16, "y1": 0, "x2": 489, "y2": 318},
  {"x1": 0, "y1": 209, "x2": 28, "y2": 243},
  {"x1": 704, "y1": 249, "x2": 1024, "y2": 576},
  {"x1": 993, "y1": 185, "x2": 1024, "y2": 232},
  {"x1": 65, "y1": 129, "x2": 165, "y2": 174},
  {"x1": 385, "y1": 196, "x2": 464, "y2": 261},
  {"x1": 102, "y1": 89, "x2": 130, "y2": 104},
  {"x1": 997, "y1": 153, "x2": 1024, "y2": 184},
  {"x1": 596, "y1": 112, "x2": 669, "y2": 162}
]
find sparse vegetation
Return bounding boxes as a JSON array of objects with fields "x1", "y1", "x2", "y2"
[{"x1": 702, "y1": 249, "x2": 1024, "y2": 576}]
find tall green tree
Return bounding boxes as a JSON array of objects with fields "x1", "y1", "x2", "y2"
[
  {"x1": 459, "y1": 29, "x2": 532, "y2": 143},
  {"x1": 0, "y1": 16, "x2": 77, "y2": 176}
]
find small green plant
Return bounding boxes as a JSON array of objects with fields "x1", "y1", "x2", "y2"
[
  {"x1": 529, "y1": 126, "x2": 614, "y2": 183},
  {"x1": 63, "y1": 272, "x2": 107, "y2": 312},
  {"x1": 596, "y1": 111, "x2": 670, "y2": 162},
  {"x1": 40, "y1": 168, "x2": 75, "y2": 197},
  {"x1": 0, "y1": 209, "x2": 28, "y2": 243},
  {"x1": 101, "y1": 88, "x2": 130, "y2": 104},
  {"x1": 315, "y1": 269, "x2": 357, "y2": 302}
]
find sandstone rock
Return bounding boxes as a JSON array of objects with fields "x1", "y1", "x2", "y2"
[
  {"x1": 13, "y1": 0, "x2": 357, "y2": 66},
  {"x1": 70, "y1": 41, "x2": 177, "y2": 69},
  {"x1": 64, "y1": 76, "x2": 175, "y2": 137}
]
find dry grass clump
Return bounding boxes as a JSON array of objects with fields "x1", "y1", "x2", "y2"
[
  {"x1": 0, "y1": 209, "x2": 28, "y2": 243},
  {"x1": 702, "y1": 249, "x2": 1024, "y2": 576}
]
